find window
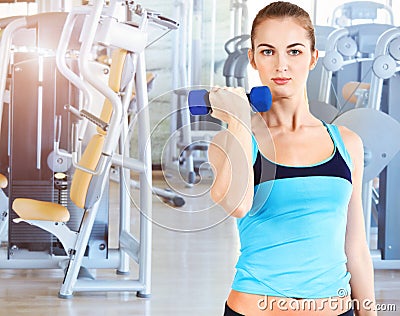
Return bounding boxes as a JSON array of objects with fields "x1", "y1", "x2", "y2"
[{"x1": 0, "y1": 2, "x2": 37, "y2": 18}]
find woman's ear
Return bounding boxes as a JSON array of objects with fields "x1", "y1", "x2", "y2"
[
  {"x1": 248, "y1": 49, "x2": 257, "y2": 70},
  {"x1": 310, "y1": 49, "x2": 319, "y2": 70}
]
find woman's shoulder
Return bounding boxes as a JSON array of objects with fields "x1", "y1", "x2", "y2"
[
  {"x1": 335, "y1": 124, "x2": 364, "y2": 167},
  {"x1": 335, "y1": 125, "x2": 363, "y2": 149}
]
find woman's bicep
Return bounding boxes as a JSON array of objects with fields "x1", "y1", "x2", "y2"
[
  {"x1": 207, "y1": 129, "x2": 254, "y2": 217},
  {"x1": 207, "y1": 131, "x2": 233, "y2": 202},
  {"x1": 343, "y1": 127, "x2": 368, "y2": 253}
]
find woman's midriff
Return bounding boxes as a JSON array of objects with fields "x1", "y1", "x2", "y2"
[{"x1": 227, "y1": 289, "x2": 352, "y2": 315}]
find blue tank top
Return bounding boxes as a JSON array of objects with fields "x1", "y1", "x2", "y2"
[{"x1": 231, "y1": 122, "x2": 353, "y2": 299}]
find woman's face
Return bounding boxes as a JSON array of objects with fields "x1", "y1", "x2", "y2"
[{"x1": 249, "y1": 17, "x2": 318, "y2": 100}]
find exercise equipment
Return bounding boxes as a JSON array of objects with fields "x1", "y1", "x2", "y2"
[
  {"x1": 341, "y1": 81, "x2": 370, "y2": 107},
  {"x1": 181, "y1": 85, "x2": 271, "y2": 184},
  {"x1": 0, "y1": 1, "x2": 179, "y2": 299},
  {"x1": 13, "y1": 1, "x2": 147, "y2": 297},
  {"x1": 308, "y1": 19, "x2": 400, "y2": 269},
  {"x1": 222, "y1": 35, "x2": 250, "y2": 89},
  {"x1": 291, "y1": 2, "x2": 395, "y2": 107},
  {"x1": 188, "y1": 85, "x2": 272, "y2": 115},
  {"x1": 366, "y1": 26, "x2": 400, "y2": 268},
  {"x1": 330, "y1": 1, "x2": 394, "y2": 27},
  {"x1": 53, "y1": 5, "x2": 183, "y2": 207},
  {"x1": 318, "y1": 23, "x2": 394, "y2": 111},
  {"x1": 0, "y1": 16, "x2": 24, "y2": 242},
  {"x1": 0, "y1": 12, "x2": 103, "y2": 258},
  {"x1": 331, "y1": 26, "x2": 400, "y2": 269},
  {"x1": 0, "y1": 8, "x2": 107, "y2": 262},
  {"x1": 306, "y1": 25, "x2": 336, "y2": 104}
]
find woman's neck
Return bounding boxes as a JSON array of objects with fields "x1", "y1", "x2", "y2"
[{"x1": 262, "y1": 95, "x2": 316, "y2": 129}]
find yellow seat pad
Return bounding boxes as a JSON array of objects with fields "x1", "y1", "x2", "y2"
[
  {"x1": 12, "y1": 198, "x2": 70, "y2": 222},
  {"x1": 0, "y1": 173, "x2": 7, "y2": 189}
]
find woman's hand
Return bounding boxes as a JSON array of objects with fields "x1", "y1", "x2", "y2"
[{"x1": 208, "y1": 86, "x2": 251, "y2": 127}]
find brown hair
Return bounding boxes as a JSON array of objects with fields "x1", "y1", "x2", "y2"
[{"x1": 250, "y1": 1, "x2": 315, "y2": 52}]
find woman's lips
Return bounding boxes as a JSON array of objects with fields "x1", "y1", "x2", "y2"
[{"x1": 272, "y1": 78, "x2": 291, "y2": 85}]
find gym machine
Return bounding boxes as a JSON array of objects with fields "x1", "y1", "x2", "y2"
[
  {"x1": 330, "y1": 1, "x2": 394, "y2": 28},
  {"x1": 0, "y1": 12, "x2": 111, "y2": 260},
  {"x1": 0, "y1": 0, "x2": 179, "y2": 298},
  {"x1": 318, "y1": 23, "x2": 394, "y2": 111},
  {"x1": 361, "y1": 26, "x2": 400, "y2": 268},
  {"x1": 222, "y1": 34, "x2": 250, "y2": 90}
]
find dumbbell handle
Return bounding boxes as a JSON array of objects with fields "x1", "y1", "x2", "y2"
[{"x1": 188, "y1": 86, "x2": 272, "y2": 115}]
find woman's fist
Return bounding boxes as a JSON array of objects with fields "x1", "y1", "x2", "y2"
[{"x1": 208, "y1": 86, "x2": 251, "y2": 126}]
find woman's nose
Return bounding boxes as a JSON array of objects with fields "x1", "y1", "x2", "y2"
[{"x1": 275, "y1": 55, "x2": 288, "y2": 72}]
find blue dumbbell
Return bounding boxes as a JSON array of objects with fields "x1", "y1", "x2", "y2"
[{"x1": 188, "y1": 86, "x2": 272, "y2": 115}]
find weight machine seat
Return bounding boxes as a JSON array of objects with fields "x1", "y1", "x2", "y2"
[
  {"x1": 0, "y1": 173, "x2": 7, "y2": 188},
  {"x1": 12, "y1": 133, "x2": 105, "y2": 222},
  {"x1": 342, "y1": 81, "x2": 370, "y2": 104},
  {"x1": 12, "y1": 198, "x2": 69, "y2": 222}
]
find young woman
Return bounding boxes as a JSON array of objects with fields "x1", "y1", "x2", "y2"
[{"x1": 207, "y1": 2, "x2": 376, "y2": 315}]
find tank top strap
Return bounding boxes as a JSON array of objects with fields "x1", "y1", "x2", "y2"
[
  {"x1": 322, "y1": 121, "x2": 353, "y2": 171},
  {"x1": 251, "y1": 133, "x2": 259, "y2": 165}
]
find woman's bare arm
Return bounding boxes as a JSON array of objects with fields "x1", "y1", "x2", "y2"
[
  {"x1": 341, "y1": 126, "x2": 377, "y2": 316},
  {"x1": 207, "y1": 87, "x2": 254, "y2": 218}
]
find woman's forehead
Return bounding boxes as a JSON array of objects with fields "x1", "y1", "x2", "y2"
[{"x1": 253, "y1": 18, "x2": 310, "y2": 45}]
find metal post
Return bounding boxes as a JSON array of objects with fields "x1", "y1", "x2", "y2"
[{"x1": 135, "y1": 51, "x2": 152, "y2": 298}]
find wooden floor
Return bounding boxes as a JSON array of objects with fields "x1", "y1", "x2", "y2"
[{"x1": 0, "y1": 175, "x2": 399, "y2": 316}]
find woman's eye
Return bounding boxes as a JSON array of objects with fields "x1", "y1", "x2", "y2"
[
  {"x1": 289, "y1": 49, "x2": 301, "y2": 56},
  {"x1": 261, "y1": 49, "x2": 273, "y2": 56}
]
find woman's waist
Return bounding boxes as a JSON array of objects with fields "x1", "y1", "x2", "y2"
[
  {"x1": 233, "y1": 260, "x2": 350, "y2": 296},
  {"x1": 227, "y1": 289, "x2": 353, "y2": 316}
]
